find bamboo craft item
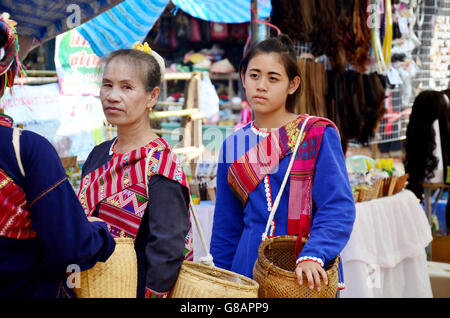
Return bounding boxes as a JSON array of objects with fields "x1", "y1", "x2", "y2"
[
  {"x1": 253, "y1": 236, "x2": 340, "y2": 298},
  {"x1": 171, "y1": 261, "x2": 259, "y2": 298},
  {"x1": 73, "y1": 238, "x2": 137, "y2": 298},
  {"x1": 358, "y1": 178, "x2": 383, "y2": 202},
  {"x1": 393, "y1": 173, "x2": 408, "y2": 194},
  {"x1": 170, "y1": 200, "x2": 259, "y2": 298}
]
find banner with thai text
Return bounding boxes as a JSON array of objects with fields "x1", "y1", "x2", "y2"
[{"x1": 55, "y1": 29, "x2": 102, "y2": 96}]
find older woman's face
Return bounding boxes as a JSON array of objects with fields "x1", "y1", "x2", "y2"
[{"x1": 100, "y1": 57, "x2": 155, "y2": 128}]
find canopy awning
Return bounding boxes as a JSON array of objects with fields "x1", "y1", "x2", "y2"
[
  {"x1": 171, "y1": 0, "x2": 271, "y2": 24},
  {"x1": 0, "y1": 0, "x2": 123, "y2": 40},
  {"x1": 77, "y1": 0, "x2": 271, "y2": 57},
  {"x1": 1, "y1": 0, "x2": 123, "y2": 58}
]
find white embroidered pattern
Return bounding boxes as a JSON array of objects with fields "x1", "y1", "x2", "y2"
[
  {"x1": 296, "y1": 256, "x2": 325, "y2": 267},
  {"x1": 263, "y1": 175, "x2": 275, "y2": 237},
  {"x1": 250, "y1": 121, "x2": 270, "y2": 138}
]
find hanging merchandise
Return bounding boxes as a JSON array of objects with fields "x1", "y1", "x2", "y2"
[
  {"x1": 370, "y1": 0, "x2": 387, "y2": 73},
  {"x1": 230, "y1": 22, "x2": 249, "y2": 39},
  {"x1": 210, "y1": 22, "x2": 228, "y2": 41},
  {"x1": 383, "y1": 0, "x2": 393, "y2": 68},
  {"x1": 190, "y1": 17, "x2": 202, "y2": 42},
  {"x1": 174, "y1": 12, "x2": 191, "y2": 44},
  {"x1": 295, "y1": 58, "x2": 327, "y2": 118},
  {"x1": 349, "y1": 0, "x2": 371, "y2": 73}
]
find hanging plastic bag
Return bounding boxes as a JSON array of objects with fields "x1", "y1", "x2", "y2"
[{"x1": 199, "y1": 73, "x2": 220, "y2": 122}]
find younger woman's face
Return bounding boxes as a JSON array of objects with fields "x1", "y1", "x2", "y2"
[
  {"x1": 241, "y1": 52, "x2": 299, "y2": 116},
  {"x1": 100, "y1": 57, "x2": 159, "y2": 128}
]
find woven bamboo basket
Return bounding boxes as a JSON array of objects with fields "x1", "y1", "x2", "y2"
[
  {"x1": 61, "y1": 156, "x2": 77, "y2": 169},
  {"x1": 170, "y1": 261, "x2": 259, "y2": 298},
  {"x1": 392, "y1": 173, "x2": 408, "y2": 194},
  {"x1": 382, "y1": 176, "x2": 398, "y2": 196},
  {"x1": 358, "y1": 179, "x2": 383, "y2": 202},
  {"x1": 352, "y1": 191, "x2": 359, "y2": 203},
  {"x1": 253, "y1": 236, "x2": 340, "y2": 298},
  {"x1": 73, "y1": 238, "x2": 137, "y2": 298},
  {"x1": 170, "y1": 199, "x2": 259, "y2": 298}
]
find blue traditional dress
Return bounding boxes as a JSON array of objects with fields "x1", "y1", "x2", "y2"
[
  {"x1": 210, "y1": 114, "x2": 356, "y2": 290},
  {"x1": 0, "y1": 114, "x2": 116, "y2": 298}
]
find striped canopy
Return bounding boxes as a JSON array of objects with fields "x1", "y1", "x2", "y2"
[
  {"x1": 77, "y1": 0, "x2": 271, "y2": 57},
  {"x1": 172, "y1": 0, "x2": 271, "y2": 24}
]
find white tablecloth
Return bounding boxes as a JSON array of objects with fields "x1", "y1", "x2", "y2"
[
  {"x1": 340, "y1": 190, "x2": 433, "y2": 298},
  {"x1": 190, "y1": 201, "x2": 215, "y2": 261},
  {"x1": 190, "y1": 191, "x2": 434, "y2": 298}
]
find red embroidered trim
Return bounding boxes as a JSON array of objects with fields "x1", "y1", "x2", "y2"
[
  {"x1": 0, "y1": 169, "x2": 35, "y2": 239},
  {"x1": 145, "y1": 287, "x2": 168, "y2": 298},
  {"x1": 0, "y1": 114, "x2": 13, "y2": 128}
]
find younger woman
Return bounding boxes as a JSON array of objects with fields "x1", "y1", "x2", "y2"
[
  {"x1": 210, "y1": 35, "x2": 355, "y2": 293},
  {"x1": 78, "y1": 43, "x2": 192, "y2": 298}
]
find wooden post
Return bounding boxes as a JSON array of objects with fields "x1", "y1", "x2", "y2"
[
  {"x1": 251, "y1": 0, "x2": 258, "y2": 45},
  {"x1": 181, "y1": 72, "x2": 202, "y2": 176}
]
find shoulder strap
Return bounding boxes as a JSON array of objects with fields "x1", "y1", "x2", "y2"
[
  {"x1": 12, "y1": 128, "x2": 25, "y2": 177},
  {"x1": 261, "y1": 115, "x2": 312, "y2": 241}
]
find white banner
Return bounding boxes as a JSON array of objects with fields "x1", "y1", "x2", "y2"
[
  {"x1": 0, "y1": 83, "x2": 62, "y2": 141},
  {"x1": 0, "y1": 83, "x2": 105, "y2": 161}
]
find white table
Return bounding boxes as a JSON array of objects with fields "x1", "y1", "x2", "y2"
[
  {"x1": 190, "y1": 191, "x2": 434, "y2": 298},
  {"x1": 340, "y1": 190, "x2": 433, "y2": 298},
  {"x1": 190, "y1": 201, "x2": 215, "y2": 261}
]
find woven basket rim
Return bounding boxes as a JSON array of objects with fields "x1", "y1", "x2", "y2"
[
  {"x1": 114, "y1": 237, "x2": 134, "y2": 243},
  {"x1": 181, "y1": 261, "x2": 259, "y2": 290},
  {"x1": 257, "y1": 235, "x2": 339, "y2": 278}
]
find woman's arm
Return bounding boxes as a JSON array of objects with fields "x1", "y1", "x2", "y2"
[
  {"x1": 209, "y1": 144, "x2": 245, "y2": 270},
  {"x1": 22, "y1": 131, "x2": 116, "y2": 272},
  {"x1": 295, "y1": 126, "x2": 356, "y2": 289},
  {"x1": 142, "y1": 175, "x2": 190, "y2": 298}
]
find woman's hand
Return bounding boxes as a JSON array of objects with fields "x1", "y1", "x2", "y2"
[{"x1": 295, "y1": 260, "x2": 328, "y2": 291}]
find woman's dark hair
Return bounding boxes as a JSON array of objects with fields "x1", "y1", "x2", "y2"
[
  {"x1": 239, "y1": 34, "x2": 302, "y2": 112},
  {"x1": 102, "y1": 49, "x2": 161, "y2": 92},
  {"x1": 404, "y1": 90, "x2": 450, "y2": 200}
]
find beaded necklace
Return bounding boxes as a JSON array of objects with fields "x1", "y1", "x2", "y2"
[{"x1": 250, "y1": 120, "x2": 276, "y2": 236}]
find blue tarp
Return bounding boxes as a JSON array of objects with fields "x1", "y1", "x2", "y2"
[
  {"x1": 1, "y1": 0, "x2": 123, "y2": 40},
  {"x1": 172, "y1": 0, "x2": 271, "y2": 24},
  {"x1": 77, "y1": 0, "x2": 271, "y2": 57},
  {"x1": 77, "y1": 0, "x2": 168, "y2": 58}
]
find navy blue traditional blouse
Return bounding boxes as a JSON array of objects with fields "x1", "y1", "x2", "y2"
[{"x1": 0, "y1": 124, "x2": 115, "y2": 298}]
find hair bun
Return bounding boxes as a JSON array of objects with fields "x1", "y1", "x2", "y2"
[
  {"x1": 132, "y1": 41, "x2": 165, "y2": 82},
  {"x1": 277, "y1": 34, "x2": 294, "y2": 47}
]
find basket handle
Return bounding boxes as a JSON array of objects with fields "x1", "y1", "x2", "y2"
[
  {"x1": 144, "y1": 147, "x2": 214, "y2": 265},
  {"x1": 189, "y1": 199, "x2": 214, "y2": 266},
  {"x1": 261, "y1": 116, "x2": 312, "y2": 242},
  {"x1": 12, "y1": 128, "x2": 25, "y2": 177}
]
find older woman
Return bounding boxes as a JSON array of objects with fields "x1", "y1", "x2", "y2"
[{"x1": 78, "y1": 43, "x2": 192, "y2": 298}]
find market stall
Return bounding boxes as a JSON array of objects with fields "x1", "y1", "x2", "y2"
[
  {"x1": 340, "y1": 190, "x2": 433, "y2": 297},
  {"x1": 2, "y1": 0, "x2": 448, "y2": 299},
  {"x1": 188, "y1": 189, "x2": 435, "y2": 297}
]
